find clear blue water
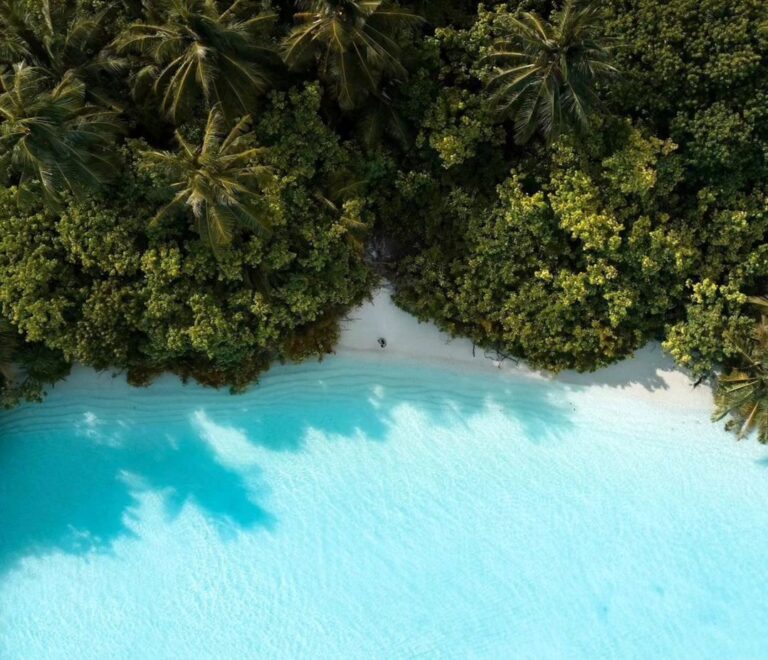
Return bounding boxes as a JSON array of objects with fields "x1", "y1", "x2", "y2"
[{"x1": 2, "y1": 357, "x2": 768, "y2": 659}]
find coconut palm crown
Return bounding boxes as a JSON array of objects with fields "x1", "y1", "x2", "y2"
[
  {"x1": 115, "y1": 0, "x2": 276, "y2": 123},
  {"x1": 282, "y1": 0, "x2": 422, "y2": 110},
  {"x1": 487, "y1": 0, "x2": 617, "y2": 144},
  {"x1": 0, "y1": 64, "x2": 123, "y2": 204},
  {"x1": 144, "y1": 105, "x2": 277, "y2": 251}
]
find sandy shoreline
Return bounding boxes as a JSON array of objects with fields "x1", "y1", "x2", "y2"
[
  {"x1": 18, "y1": 286, "x2": 715, "y2": 415},
  {"x1": 336, "y1": 287, "x2": 714, "y2": 412}
]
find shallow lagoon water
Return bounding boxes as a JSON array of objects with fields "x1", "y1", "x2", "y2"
[{"x1": 2, "y1": 357, "x2": 768, "y2": 659}]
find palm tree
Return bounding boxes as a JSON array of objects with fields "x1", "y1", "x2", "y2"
[
  {"x1": 143, "y1": 105, "x2": 276, "y2": 251},
  {"x1": 282, "y1": 0, "x2": 422, "y2": 111},
  {"x1": 487, "y1": 0, "x2": 616, "y2": 144},
  {"x1": 0, "y1": 64, "x2": 123, "y2": 204},
  {"x1": 116, "y1": 0, "x2": 276, "y2": 123},
  {"x1": 0, "y1": 0, "x2": 126, "y2": 107},
  {"x1": 713, "y1": 298, "x2": 768, "y2": 443}
]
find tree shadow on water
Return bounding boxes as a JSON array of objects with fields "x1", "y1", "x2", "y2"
[
  {"x1": 0, "y1": 413, "x2": 273, "y2": 577},
  {"x1": 485, "y1": 379, "x2": 576, "y2": 443},
  {"x1": 208, "y1": 361, "x2": 575, "y2": 452},
  {"x1": 0, "y1": 360, "x2": 574, "y2": 575}
]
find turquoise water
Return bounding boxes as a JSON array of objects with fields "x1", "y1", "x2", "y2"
[{"x1": 2, "y1": 357, "x2": 768, "y2": 659}]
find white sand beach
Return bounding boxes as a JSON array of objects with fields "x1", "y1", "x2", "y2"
[{"x1": 337, "y1": 286, "x2": 714, "y2": 412}]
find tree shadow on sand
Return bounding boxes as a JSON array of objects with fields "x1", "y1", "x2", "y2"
[
  {"x1": 556, "y1": 343, "x2": 678, "y2": 392},
  {"x1": 0, "y1": 359, "x2": 574, "y2": 575}
]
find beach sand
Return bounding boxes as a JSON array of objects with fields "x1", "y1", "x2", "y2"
[{"x1": 336, "y1": 286, "x2": 714, "y2": 412}]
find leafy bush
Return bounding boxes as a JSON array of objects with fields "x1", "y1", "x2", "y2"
[{"x1": 393, "y1": 124, "x2": 692, "y2": 371}]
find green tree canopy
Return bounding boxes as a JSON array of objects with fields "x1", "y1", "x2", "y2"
[
  {"x1": 391, "y1": 123, "x2": 690, "y2": 372},
  {"x1": 0, "y1": 85, "x2": 375, "y2": 389}
]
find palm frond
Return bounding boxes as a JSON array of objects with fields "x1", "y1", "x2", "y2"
[
  {"x1": 487, "y1": 0, "x2": 617, "y2": 144},
  {"x1": 116, "y1": 0, "x2": 276, "y2": 122}
]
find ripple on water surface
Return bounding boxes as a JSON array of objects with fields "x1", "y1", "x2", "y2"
[{"x1": 1, "y1": 357, "x2": 768, "y2": 659}]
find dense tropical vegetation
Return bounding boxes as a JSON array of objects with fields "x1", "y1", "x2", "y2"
[{"x1": 0, "y1": 0, "x2": 766, "y2": 442}]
